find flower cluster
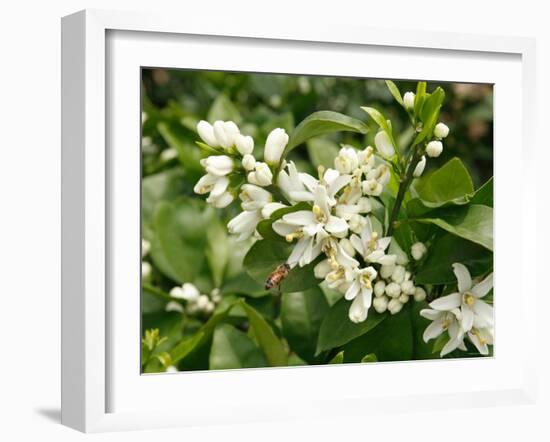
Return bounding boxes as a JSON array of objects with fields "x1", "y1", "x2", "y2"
[
  {"x1": 420, "y1": 263, "x2": 494, "y2": 356},
  {"x1": 169, "y1": 282, "x2": 222, "y2": 317}
]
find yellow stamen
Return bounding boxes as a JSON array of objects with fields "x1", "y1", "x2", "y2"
[{"x1": 463, "y1": 293, "x2": 475, "y2": 306}]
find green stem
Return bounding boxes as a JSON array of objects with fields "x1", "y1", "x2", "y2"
[{"x1": 386, "y1": 145, "x2": 422, "y2": 237}]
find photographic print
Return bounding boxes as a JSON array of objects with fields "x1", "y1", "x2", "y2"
[{"x1": 140, "y1": 69, "x2": 493, "y2": 373}]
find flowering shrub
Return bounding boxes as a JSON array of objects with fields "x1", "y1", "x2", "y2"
[{"x1": 141, "y1": 74, "x2": 493, "y2": 372}]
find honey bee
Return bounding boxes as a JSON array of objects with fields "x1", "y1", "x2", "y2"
[{"x1": 265, "y1": 263, "x2": 290, "y2": 291}]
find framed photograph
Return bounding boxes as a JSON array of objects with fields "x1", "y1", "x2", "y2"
[{"x1": 61, "y1": 9, "x2": 537, "y2": 432}]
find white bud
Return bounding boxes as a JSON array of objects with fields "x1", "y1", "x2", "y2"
[
  {"x1": 160, "y1": 147, "x2": 178, "y2": 162},
  {"x1": 235, "y1": 134, "x2": 254, "y2": 156},
  {"x1": 403, "y1": 91, "x2": 415, "y2": 110},
  {"x1": 413, "y1": 287, "x2": 427, "y2": 302},
  {"x1": 171, "y1": 283, "x2": 200, "y2": 301},
  {"x1": 207, "y1": 191, "x2": 234, "y2": 208},
  {"x1": 210, "y1": 288, "x2": 222, "y2": 304},
  {"x1": 264, "y1": 128, "x2": 289, "y2": 165},
  {"x1": 434, "y1": 122, "x2": 449, "y2": 139},
  {"x1": 401, "y1": 280, "x2": 415, "y2": 295},
  {"x1": 165, "y1": 301, "x2": 184, "y2": 313},
  {"x1": 388, "y1": 298, "x2": 403, "y2": 315},
  {"x1": 197, "y1": 120, "x2": 219, "y2": 147},
  {"x1": 200, "y1": 155, "x2": 234, "y2": 176},
  {"x1": 314, "y1": 259, "x2": 332, "y2": 279},
  {"x1": 165, "y1": 365, "x2": 179, "y2": 373},
  {"x1": 391, "y1": 265, "x2": 406, "y2": 283},
  {"x1": 426, "y1": 140, "x2": 443, "y2": 158},
  {"x1": 242, "y1": 154, "x2": 256, "y2": 171},
  {"x1": 385, "y1": 282, "x2": 401, "y2": 298},
  {"x1": 357, "y1": 197, "x2": 372, "y2": 213},
  {"x1": 196, "y1": 294, "x2": 210, "y2": 310},
  {"x1": 213, "y1": 120, "x2": 239, "y2": 149},
  {"x1": 374, "y1": 280, "x2": 386, "y2": 297},
  {"x1": 411, "y1": 242, "x2": 428, "y2": 261},
  {"x1": 362, "y1": 179, "x2": 383, "y2": 196},
  {"x1": 141, "y1": 261, "x2": 152, "y2": 280},
  {"x1": 141, "y1": 239, "x2": 151, "y2": 258},
  {"x1": 398, "y1": 293, "x2": 410, "y2": 304},
  {"x1": 380, "y1": 264, "x2": 395, "y2": 279},
  {"x1": 247, "y1": 162, "x2": 273, "y2": 186},
  {"x1": 413, "y1": 156, "x2": 426, "y2": 178},
  {"x1": 339, "y1": 238, "x2": 356, "y2": 257},
  {"x1": 373, "y1": 296, "x2": 389, "y2": 313},
  {"x1": 348, "y1": 214, "x2": 367, "y2": 234},
  {"x1": 374, "y1": 130, "x2": 395, "y2": 158}
]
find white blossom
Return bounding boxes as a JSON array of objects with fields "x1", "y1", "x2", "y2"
[
  {"x1": 374, "y1": 130, "x2": 395, "y2": 158},
  {"x1": 434, "y1": 122, "x2": 449, "y2": 139},
  {"x1": 197, "y1": 120, "x2": 219, "y2": 147},
  {"x1": 170, "y1": 283, "x2": 200, "y2": 301},
  {"x1": 200, "y1": 155, "x2": 234, "y2": 177},
  {"x1": 213, "y1": 120, "x2": 240, "y2": 149},
  {"x1": 247, "y1": 162, "x2": 273, "y2": 186},
  {"x1": 264, "y1": 128, "x2": 289, "y2": 165},
  {"x1": 387, "y1": 298, "x2": 403, "y2": 315},
  {"x1": 227, "y1": 210, "x2": 263, "y2": 241},
  {"x1": 426, "y1": 140, "x2": 443, "y2": 158},
  {"x1": 372, "y1": 295, "x2": 389, "y2": 313},
  {"x1": 141, "y1": 261, "x2": 152, "y2": 280},
  {"x1": 411, "y1": 242, "x2": 427, "y2": 261},
  {"x1": 349, "y1": 217, "x2": 396, "y2": 265},
  {"x1": 334, "y1": 146, "x2": 359, "y2": 174},
  {"x1": 277, "y1": 161, "x2": 315, "y2": 203},
  {"x1": 235, "y1": 133, "x2": 254, "y2": 156},
  {"x1": 242, "y1": 153, "x2": 256, "y2": 171},
  {"x1": 420, "y1": 308, "x2": 466, "y2": 356},
  {"x1": 403, "y1": 91, "x2": 415, "y2": 110},
  {"x1": 346, "y1": 266, "x2": 378, "y2": 323},
  {"x1": 413, "y1": 156, "x2": 426, "y2": 177}
]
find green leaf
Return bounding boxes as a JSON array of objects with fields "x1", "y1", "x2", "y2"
[
  {"x1": 243, "y1": 239, "x2": 320, "y2": 292},
  {"x1": 241, "y1": 301, "x2": 288, "y2": 366},
  {"x1": 209, "y1": 324, "x2": 268, "y2": 370},
  {"x1": 316, "y1": 297, "x2": 386, "y2": 354},
  {"x1": 141, "y1": 169, "x2": 188, "y2": 226},
  {"x1": 385, "y1": 80, "x2": 404, "y2": 106},
  {"x1": 415, "y1": 234, "x2": 493, "y2": 285},
  {"x1": 343, "y1": 306, "x2": 413, "y2": 362},
  {"x1": 157, "y1": 121, "x2": 202, "y2": 176},
  {"x1": 206, "y1": 217, "x2": 229, "y2": 288},
  {"x1": 413, "y1": 86, "x2": 445, "y2": 145},
  {"x1": 361, "y1": 107, "x2": 396, "y2": 149},
  {"x1": 361, "y1": 353, "x2": 378, "y2": 363},
  {"x1": 470, "y1": 177, "x2": 493, "y2": 207},
  {"x1": 414, "y1": 157, "x2": 474, "y2": 204},
  {"x1": 415, "y1": 204, "x2": 493, "y2": 251},
  {"x1": 328, "y1": 351, "x2": 344, "y2": 364},
  {"x1": 256, "y1": 202, "x2": 311, "y2": 242},
  {"x1": 307, "y1": 138, "x2": 340, "y2": 169},
  {"x1": 281, "y1": 287, "x2": 329, "y2": 362},
  {"x1": 207, "y1": 94, "x2": 241, "y2": 123},
  {"x1": 222, "y1": 272, "x2": 269, "y2": 298},
  {"x1": 410, "y1": 301, "x2": 438, "y2": 360},
  {"x1": 286, "y1": 111, "x2": 368, "y2": 153},
  {"x1": 150, "y1": 200, "x2": 210, "y2": 283},
  {"x1": 432, "y1": 333, "x2": 450, "y2": 355}
]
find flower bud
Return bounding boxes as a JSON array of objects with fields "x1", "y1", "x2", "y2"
[
  {"x1": 434, "y1": 122, "x2": 449, "y2": 139},
  {"x1": 314, "y1": 259, "x2": 332, "y2": 279},
  {"x1": 413, "y1": 156, "x2": 426, "y2": 178},
  {"x1": 335, "y1": 146, "x2": 359, "y2": 174},
  {"x1": 385, "y1": 282, "x2": 401, "y2": 298},
  {"x1": 380, "y1": 264, "x2": 395, "y2": 279},
  {"x1": 388, "y1": 298, "x2": 403, "y2": 315},
  {"x1": 200, "y1": 155, "x2": 234, "y2": 176},
  {"x1": 339, "y1": 238, "x2": 356, "y2": 257},
  {"x1": 426, "y1": 140, "x2": 443, "y2": 158},
  {"x1": 142, "y1": 239, "x2": 151, "y2": 258},
  {"x1": 398, "y1": 293, "x2": 410, "y2": 304},
  {"x1": 362, "y1": 179, "x2": 383, "y2": 197},
  {"x1": 141, "y1": 261, "x2": 152, "y2": 280},
  {"x1": 235, "y1": 134, "x2": 254, "y2": 156},
  {"x1": 357, "y1": 197, "x2": 372, "y2": 213},
  {"x1": 411, "y1": 242, "x2": 427, "y2": 261},
  {"x1": 213, "y1": 120, "x2": 239, "y2": 149},
  {"x1": 374, "y1": 130, "x2": 395, "y2": 158},
  {"x1": 348, "y1": 214, "x2": 367, "y2": 234},
  {"x1": 241, "y1": 154, "x2": 256, "y2": 172},
  {"x1": 207, "y1": 191, "x2": 234, "y2": 208},
  {"x1": 373, "y1": 295, "x2": 388, "y2": 313},
  {"x1": 413, "y1": 287, "x2": 427, "y2": 302},
  {"x1": 391, "y1": 265, "x2": 406, "y2": 283},
  {"x1": 374, "y1": 280, "x2": 386, "y2": 297},
  {"x1": 403, "y1": 91, "x2": 415, "y2": 110},
  {"x1": 197, "y1": 120, "x2": 219, "y2": 147},
  {"x1": 401, "y1": 280, "x2": 415, "y2": 295},
  {"x1": 247, "y1": 162, "x2": 273, "y2": 186},
  {"x1": 264, "y1": 128, "x2": 289, "y2": 165}
]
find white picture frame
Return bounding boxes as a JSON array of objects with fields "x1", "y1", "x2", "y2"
[{"x1": 61, "y1": 9, "x2": 537, "y2": 433}]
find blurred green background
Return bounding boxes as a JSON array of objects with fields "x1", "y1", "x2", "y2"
[{"x1": 140, "y1": 69, "x2": 493, "y2": 372}]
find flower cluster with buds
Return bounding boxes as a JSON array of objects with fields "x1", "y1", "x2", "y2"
[{"x1": 169, "y1": 282, "x2": 222, "y2": 317}]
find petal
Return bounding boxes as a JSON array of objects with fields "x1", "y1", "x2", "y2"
[
  {"x1": 328, "y1": 174, "x2": 351, "y2": 196},
  {"x1": 282, "y1": 210, "x2": 316, "y2": 226},
  {"x1": 452, "y1": 263, "x2": 472, "y2": 292},
  {"x1": 288, "y1": 190, "x2": 315, "y2": 202},
  {"x1": 348, "y1": 293, "x2": 368, "y2": 323},
  {"x1": 376, "y1": 236, "x2": 392, "y2": 251},
  {"x1": 420, "y1": 309, "x2": 443, "y2": 321},
  {"x1": 429, "y1": 292, "x2": 461, "y2": 311},
  {"x1": 345, "y1": 279, "x2": 360, "y2": 300},
  {"x1": 325, "y1": 216, "x2": 348, "y2": 235},
  {"x1": 299, "y1": 172, "x2": 318, "y2": 192},
  {"x1": 468, "y1": 332, "x2": 489, "y2": 355},
  {"x1": 473, "y1": 300, "x2": 494, "y2": 325},
  {"x1": 460, "y1": 306, "x2": 474, "y2": 332},
  {"x1": 423, "y1": 319, "x2": 444, "y2": 342},
  {"x1": 472, "y1": 273, "x2": 493, "y2": 298},
  {"x1": 360, "y1": 287, "x2": 373, "y2": 310},
  {"x1": 272, "y1": 221, "x2": 297, "y2": 237},
  {"x1": 441, "y1": 337, "x2": 462, "y2": 357},
  {"x1": 349, "y1": 233, "x2": 365, "y2": 256},
  {"x1": 287, "y1": 237, "x2": 309, "y2": 268}
]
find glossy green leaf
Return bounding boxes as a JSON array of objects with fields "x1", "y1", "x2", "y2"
[
  {"x1": 243, "y1": 239, "x2": 320, "y2": 292},
  {"x1": 286, "y1": 111, "x2": 368, "y2": 153},
  {"x1": 328, "y1": 351, "x2": 344, "y2": 364},
  {"x1": 416, "y1": 204, "x2": 493, "y2": 251},
  {"x1": 415, "y1": 234, "x2": 493, "y2": 285},
  {"x1": 316, "y1": 297, "x2": 386, "y2": 354},
  {"x1": 209, "y1": 324, "x2": 268, "y2": 370},
  {"x1": 157, "y1": 121, "x2": 203, "y2": 176},
  {"x1": 307, "y1": 137, "x2": 340, "y2": 169},
  {"x1": 206, "y1": 216, "x2": 229, "y2": 288},
  {"x1": 281, "y1": 287, "x2": 329, "y2": 362},
  {"x1": 207, "y1": 94, "x2": 241, "y2": 123},
  {"x1": 256, "y1": 202, "x2": 311, "y2": 242},
  {"x1": 470, "y1": 177, "x2": 493, "y2": 207},
  {"x1": 385, "y1": 80, "x2": 404, "y2": 106},
  {"x1": 361, "y1": 106, "x2": 396, "y2": 148},
  {"x1": 141, "y1": 169, "x2": 188, "y2": 225},
  {"x1": 361, "y1": 353, "x2": 378, "y2": 363},
  {"x1": 241, "y1": 301, "x2": 288, "y2": 366}
]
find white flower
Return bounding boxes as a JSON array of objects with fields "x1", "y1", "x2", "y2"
[
  {"x1": 385, "y1": 282, "x2": 401, "y2": 298},
  {"x1": 235, "y1": 134, "x2": 254, "y2": 155},
  {"x1": 200, "y1": 155, "x2": 234, "y2": 176},
  {"x1": 403, "y1": 91, "x2": 415, "y2": 110},
  {"x1": 426, "y1": 140, "x2": 443, "y2": 158},
  {"x1": 380, "y1": 264, "x2": 395, "y2": 279},
  {"x1": 194, "y1": 173, "x2": 234, "y2": 208},
  {"x1": 277, "y1": 161, "x2": 315, "y2": 203},
  {"x1": 242, "y1": 153, "x2": 256, "y2": 171},
  {"x1": 366, "y1": 164, "x2": 390, "y2": 186},
  {"x1": 349, "y1": 217, "x2": 395, "y2": 265},
  {"x1": 142, "y1": 261, "x2": 152, "y2": 280},
  {"x1": 467, "y1": 325, "x2": 494, "y2": 355},
  {"x1": 348, "y1": 214, "x2": 367, "y2": 234},
  {"x1": 374, "y1": 280, "x2": 386, "y2": 297},
  {"x1": 247, "y1": 162, "x2": 273, "y2": 186},
  {"x1": 374, "y1": 130, "x2": 395, "y2": 158},
  {"x1": 314, "y1": 259, "x2": 332, "y2": 279},
  {"x1": 197, "y1": 120, "x2": 219, "y2": 147},
  {"x1": 346, "y1": 266, "x2": 378, "y2": 323},
  {"x1": 239, "y1": 184, "x2": 272, "y2": 211},
  {"x1": 413, "y1": 287, "x2": 427, "y2": 302},
  {"x1": 411, "y1": 242, "x2": 427, "y2": 261},
  {"x1": 373, "y1": 295, "x2": 389, "y2": 313},
  {"x1": 391, "y1": 265, "x2": 406, "y2": 283},
  {"x1": 261, "y1": 202, "x2": 287, "y2": 219},
  {"x1": 413, "y1": 155, "x2": 426, "y2": 177},
  {"x1": 420, "y1": 308, "x2": 466, "y2": 356},
  {"x1": 434, "y1": 122, "x2": 449, "y2": 139},
  {"x1": 213, "y1": 120, "x2": 240, "y2": 149},
  {"x1": 357, "y1": 146, "x2": 375, "y2": 169},
  {"x1": 387, "y1": 298, "x2": 403, "y2": 315},
  {"x1": 334, "y1": 146, "x2": 359, "y2": 174},
  {"x1": 227, "y1": 210, "x2": 263, "y2": 241},
  {"x1": 362, "y1": 179, "x2": 383, "y2": 196},
  {"x1": 207, "y1": 191, "x2": 234, "y2": 208},
  {"x1": 160, "y1": 147, "x2": 178, "y2": 162},
  {"x1": 428, "y1": 263, "x2": 493, "y2": 333},
  {"x1": 165, "y1": 365, "x2": 179, "y2": 373},
  {"x1": 170, "y1": 283, "x2": 200, "y2": 301},
  {"x1": 264, "y1": 128, "x2": 289, "y2": 165}
]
